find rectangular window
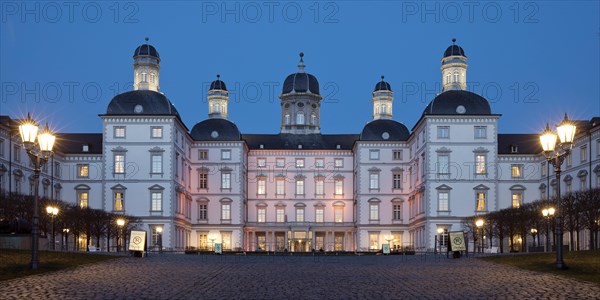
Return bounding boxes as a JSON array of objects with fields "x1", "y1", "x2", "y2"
[
  {"x1": 438, "y1": 192, "x2": 449, "y2": 211},
  {"x1": 581, "y1": 145, "x2": 587, "y2": 162},
  {"x1": 475, "y1": 155, "x2": 486, "y2": 174},
  {"x1": 257, "y1": 179, "x2": 266, "y2": 195},
  {"x1": 114, "y1": 126, "x2": 125, "y2": 138},
  {"x1": 315, "y1": 158, "x2": 324, "y2": 168},
  {"x1": 369, "y1": 173, "x2": 379, "y2": 190},
  {"x1": 151, "y1": 126, "x2": 163, "y2": 138},
  {"x1": 437, "y1": 155, "x2": 449, "y2": 175},
  {"x1": 474, "y1": 126, "x2": 487, "y2": 139},
  {"x1": 114, "y1": 192, "x2": 124, "y2": 211},
  {"x1": 476, "y1": 192, "x2": 486, "y2": 211},
  {"x1": 511, "y1": 165, "x2": 523, "y2": 178},
  {"x1": 437, "y1": 126, "x2": 450, "y2": 139},
  {"x1": 257, "y1": 208, "x2": 266, "y2": 223},
  {"x1": 334, "y1": 207, "x2": 343, "y2": 223},
  {"x1": 221, "y1": 173, "x2": 231, "y2": 190},
  {"x1": 541, "y1": 162, "x2": 546, "y2": 177},
  {"x1": 369, "y1": 150, "x2": 380, "y2": 160},
  {"x1": 151, "y1": 155, "x2": 162, "y2": 174},
  {"x1": 315, "y1": 179, "x2": 324, "y2": 195},
  {"x1": 0, "y1": 139, "x2": 4, "y2": 157},
  {"x1": 393, "y1": 173, "x2": 402, "y2": 189},
  {"x1": 221, "y1": 203, "x2": 231, "y2": 220},
  {"x1": 221, "y1": 149, "x2": 231, "y2": 160},
  {"x1": 198, "y1": 150, "x2": 208, "y2": 160},
  {"x1": 370, "y1": 203, "x2": 379, "y2": 220},
  {"x1": 78, "y1": 191, "x2": 88, "y2": 208},
  {"x1": 78, "y1": 164, "x2": 89, "y2": 178},
  {"x1": 198, "y1": 171, "x2": 208, "y2": 189},
  {"x1": 296, "y1": 158, "x2": 304, "y2": 168},
  {"x1": 393, "y1": 150, "x2": 403, "y2": 160},
  {"x1": 114, "y1": 154, "x2": 125, "y2": 174},
  {"x1": 315, "y1": 207, "x2": 324, "y2": 223},
  {"x1": 257, "y1": 158, "x2": 266, "y2": 167},
  {"x1": 334, "y1": 158, "x2": 343, "y2": 168},
  {"x1": 276, "y1": 208, "x2": 285, "y2": 223},
  {"x1": 566, "y1": 153, "x2": 572, "y2": 167},
  {"x1": 13, "y1": 145, "x2": 21, "y2": 162},
  {"x1": 393, "y1": 204, "x2": 402, "y2": 220},
  {"x1": 273, "y1": 179, "x2": 284, "y2": 195},
  {"x1": 276, "y1": 158, "x2": 285, "y2": 168},
  {"x1": 198, "y1": 204, "x2": 207, "y2": 220},
  {"x1": 221, "y1": 232, "x2": 232, "y2": 250},
  {"x1": 295, "y1": 208, "x2": 304, "y2": 222},
  {"x1": 54, "y1": 162, "x2": 60, "y2": 177},
  {"x1": 151, "y1": 192, "x2": 162, "y2": 211},
  {"x1": 369, "y1": 232, "x2": 379, "y2": 250},
  {"x1": 295, "y1": 179, "x2": 305, "y2": 195},
  {"x1": 597, "y1": 140, "x2": 600, "y2": 156},
  {"x1": 512, "y1": 193, "x2": 522, "y2": 208},
  {"x1": 334, "y1": 179, "x2": 343, "y2": 195}
]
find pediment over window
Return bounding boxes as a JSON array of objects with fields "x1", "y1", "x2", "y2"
[
  {"x1": 294, "y1": 202, "x2": 306, "y2": 208},
  {"x1": 594, "y1": 165, "x2": 600, "y2": 174},
  {"x1": 577, "y1": 170, "x2": 588, "y2": 178},
  {"x1": 550, "y1": 179, "x2": 557, "y2": 186},
  {"x1": 196, "y1": 197, "x2": 209, "y2": 203},
  {"x1": 256, "y1": 202, "x2": 267, "y2": 207},
  {"x1": 436, "y1": 147, "x2": 452, "y2": 153},
  {"x1": 509, "y1": 184, "x2": 526, "y2": 191},
  {"x1": 197, "y1": 167, "x2": 210, "y2": 172},
  {"x1": 368, "y1": 198, "x2": 381, "y2": 203},
  {"x1": 313, "y1": 202, "x2": 325, "y2": 207},
  {"x1": 148, "y1": 184, "x2": 165, "y2": 190},
  {"x1": 275, "y1": 201, "x2": 287, "y2": 207},
  {"x1": 111, "y1": 184, "x2": 127, "y2": 190},
  {"x1": 436, "y1": 184, "x2": 452, "y2": 190},
  {"x1": 539, "y1": 183, "x2": 547, "y2": 190},
  {"x1": 220, "y1": 166, "x2": 233, "y2": 172},
  {"x1": 391, "y1": 198, "x2": 404, "y2": 203},
  {"x1": 333, "y1": 174, "x2": 345, "y2": 179},
  {"x1": 148, "y1": 146, "x2": 164, "y2": 153},
  {"x1": 74, "y1": 184, "x2": 91, "y2": 190},
  {"x1": 332, "y1": 201, "x2": 345, "y2": 207},
  {"x1": 473, "y1": 184, "x2": 489, "y2": 191},
  {"x1": 13, "y1": 169, "x2": 23, "y2": 177},
  {"x1": 111, "y1": 146, "x2": 127, "y2": 153},
  {"x1": 294, "y1": 174, "x2": 306, "y2": 179},
  {"x1": 391, "y1": 167, "x2": 404, "y2": 173},
  {"x1": 368, "y1": 167, "x2": 382, "y2": 172},
  {"x1": 219, "y1": 198, "x2": 232, "y2": 203},
  {"x1": 472, "y1": 147, "x2": 489, "y2": 153},
  {"x1": 563, "y1": 175, "x2": 573, "y2": 182}
]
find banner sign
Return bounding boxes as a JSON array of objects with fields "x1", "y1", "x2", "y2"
[
  {"x1": 382, "y1": 244, "x2": 390, "y2": 254},
  {"x1": 449, "y1": 231, "x2": 466, "y2": 251},
  {"x1": 214, "y1": 243, "x2": 222, "y2": 254},
  {"x1": 129, "y1": 230, "x2": 146, "y2": 252}
]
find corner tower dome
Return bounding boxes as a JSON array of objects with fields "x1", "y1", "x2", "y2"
[
  {"x1": 279, "y1": 53, "x2": 323, "y2": 135},
  {"x1": 207, "y1": 74, "x2": 229, "y2": 119},
  {"x1": 133, "y1": 37, "x2": 161, "y2": 92},
  {"x1": 372, "y1": 76, "x2": 393, "y2": 120},
  {"x1": 441, "y1": 38, "x2": 467, "y2": 92}
]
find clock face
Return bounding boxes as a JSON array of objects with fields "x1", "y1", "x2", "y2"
[
  {"x1": 456, "y1": 105, "x2": 466, "y2": 114},
  {"x1": 211, "y1": 131, "x2": 219, "y2": 138},
  {"x1": 382, "y1": 132, "x2": 390, "y2": 140},
  {"x1": 134, "y1": 104, "x2": 143, "y2": 113}
]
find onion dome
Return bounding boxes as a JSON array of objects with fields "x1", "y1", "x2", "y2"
[{"x1": 282, "y1": 52, "x2": 320, "y2": 95}]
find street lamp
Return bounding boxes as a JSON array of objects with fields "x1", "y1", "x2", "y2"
[
  {"x1": 19, "y1": 114, "x2": 56, "y2": 269},
  {"x1": 540, "y1": 114, "x2": 576, "y2": 270},
  {"x1": 475, "y1": 219, "x2": 484, "y2": 253},
  {"x1": 116, "y1": 218, "x2": 125, "y2": 252},
  {"x1": 530, "y1": 228, "x2": 538, "y2": 248},
  {"x1": 156, "y1": 226, "x2": 163, "y2": 253},
  {"x1": 63, "y1": 228, "x2": 69, "y2": 251},
  {"x1": 46, "y1": 206, "x2": 59, "y2": 250},
  {"x1": 542, "y1": 207, "x2": 555, "y2": 253}
]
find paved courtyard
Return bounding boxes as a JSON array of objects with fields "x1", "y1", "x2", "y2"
[{"x1": 1, "y1": 254, "x2": 599, "y2": 299}]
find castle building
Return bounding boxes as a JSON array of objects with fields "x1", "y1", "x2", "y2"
[{"x1": 1, "y1": 40, "x2": 599, "y2": 252}]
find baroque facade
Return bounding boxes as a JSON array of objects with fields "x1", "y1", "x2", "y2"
[{"x1": 1, "y1": 40, "x2": 599, "y2": 252}]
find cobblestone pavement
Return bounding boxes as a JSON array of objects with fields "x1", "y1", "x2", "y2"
[{"x1": 1, "y1": 254, "x2": 599, "y2": 299}]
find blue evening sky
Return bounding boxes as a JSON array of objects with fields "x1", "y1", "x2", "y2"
[{"x1": 1, "y1": 1, "x2": 599, "y2": 135}]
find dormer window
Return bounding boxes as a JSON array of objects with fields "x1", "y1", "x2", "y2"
[{"x1": 82, "y1": 145, "x2": 89, "y2": 152}]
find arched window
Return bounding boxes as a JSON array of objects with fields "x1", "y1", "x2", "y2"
[
  {"x1": 141, "y1": 73, "x2": 148, "y2": 82},
  {"x1": 311, "y1": 113, "x2": 316, "y2": 125},
  {"x1": 150, "y1": 73, "x2": 155, "y2": 83},
  {"x1": 453, "y1": 72, "x2": 459, "y2": 83},
  {"x1": 381, "y1": 104, "x2": 387, "y2": 114},
  {"x1": 285, "y1": 114, "x2": 290, "y2": 125},
  {"x1": 296, "y1": 112, "x2": 305, "y2": 125},
  {"x1": 445, "y1": 74, "x2": 451, "y2": 84}
]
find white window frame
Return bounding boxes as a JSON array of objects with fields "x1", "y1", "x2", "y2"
[
  {"x1": 114, "y1": 154, "x2": 125, "y2": 174},
  {"x1": 221, "y1": 172, "x2": 231, "y2": 190},
  {"x1": 369, "y1": 150, "x2": 380, "y2": 160},
  {"x1": 474, "y1": 126, "x2": 487, "y2": 139},
  {"x1": 77, "y1": 164, "x2": 89, "y2": 178},
  {"x1": 295, "y1": 178, "x2": 305, "y2": 195},
  {"x1": 295, "y1": 207, "x2": 304, "y2": 222},
  {"x1": 334, "y1": 158, "x2": 343, "y2": 168},
  {"x1": 221, "y1": 149, "x2": 232, "y2": 160},
  {"x1": 334, "y1": 179, "x2": 343, "y2": 195},
  {"x1": 276, "y1": 207, "x2": 285, "y2": 223},
  {"x1": 437, "y1": 126, "x2": 450, "y2": 139},
  {"x1": 114, "y1": 126, "x2": 126, "y2": 138},
  {"x1": 151, "y1": 191, "x2": 162, "y2": 211},
  {"x1": 276, "y1": 158, "x2": 285, "y2": 168},
  {"x1": 257, "y1": 207, "x2": 266, "y2": 223},
  {"x1": 296, "y1": 158, "x2": 305, "y2": 168},
  {"x1": 151, "y1": 154, "x2": 163, "y2": 174},
  {"x1": 257, "y1": 178, "x2": 266, "y2": 195},
  {"x1": 198, "y1": 150, "x2": 208, "y2": 160},
  {"x1": 257, "y1": 158, "x2": 267, "y2": 168},
  {"x1": 315, "y1": 207, "x2": 324, "y2": 223},
  {"x1": 151, "y1": 126, "x2": 163, "y2": 138},
  {"x1": 369, "y1": 173, "x2": 379, "y2": 190},
  {"x1": 511, "y1": 164, "x2": 523, "y2": 178},
  {"x1": 393, "y1": 150, "x2": 403, "y2": 160},
  {"x1": 438, "y1": 192, "x2": 449, "y2": 211}
]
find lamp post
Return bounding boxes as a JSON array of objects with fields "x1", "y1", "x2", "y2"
[
  {"x1": 156, "y1": 226, "x2": 163, "y2": 253},
  {"x1": 116, "y1": 218, "x2": 125, "y2": 252},
  {"x1": 19, "y1": 114, "x2": 56, "y2": 269},
  {"x1": 475, "y1": 219, "x2": 484, "y2": 253},
  {"x1": 46, "y1": 206, "x2": 59, "y2": 250},
  {"x1": 540, "y1": 114, "x2": 576, "y2": 270},
  {"x1": 530, "y1": 228, "x2": 538, "y2": 249},
  {"x1": 63, "y1": 228, "x2": 69, "y2": 251},
  {"x1": 437, "y1": 228, "x2": 444, "y2": 254},
  {"x1": 542, "y1": 207, "x2": 555, "y2": 252}
]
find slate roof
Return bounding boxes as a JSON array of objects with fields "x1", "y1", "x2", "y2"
[
  {"x1": 360, "y1": 119, "x2": 410, "y2": 141},
  {"x1": 497, "y1": 134, "x2": 542, "y2": 154},
  {"x1": 243, "y1": 134, "x2": 358, "y2": 150},
  {"x1": 54, "y1": 133, "x2": 103, "y2": 154},
  {"x1": 423, "y1": 90, "x2": 491, "y2": 116},
  {"x1": 190, "y1": 119, "x2": 241, "y2": 141},
  {"x1": 105, "y1": 90, "x2": 180, "y2": 117}
]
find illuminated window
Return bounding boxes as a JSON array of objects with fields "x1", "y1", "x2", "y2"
[
  {"x1": 151, "y1": 126, "x2": 162, "y2": 138},
  {"x1": 475, "y1": 155, "x2": 486, "y2": 174},
  {"x1": 257, "y1": 158, "x2": 266, "y2": 167},
  {"x1": 295, "y1": 207, "x2": 304, "y2": 222},
  {"x1": 315, "y1": 158, "x2": 324, "y2": 168},
  {"x1": 369, "y1": 232, "x2": 379, "y2": 250},
  {"x1": 315, "y1": 207, "x2": 324, "y2": 223},
  {"x1": 334, "y1": 158, "x2": 343, "y2": 167},
  {"x1": 150, "y1": 73, "x2": 155, "y2": 83},
  {"x1": 221, "y1": 203, "x2": 231, "y2": 220},
  {"x1": 141, "y1": 72, "x2": 147, "y2": 82},
  {"x1": 296, "y1": 158, "x2": 304, "y2": 168},
  {"x1": 295, "y1": 178, "x2": 305, "y2": 195},
  {"x1": 78, "y1": 191, "x2": 88, "y2": 208},
  {"x1": 257, "y1": 179, "x2": 266, "y2": 195},
  {"x1": 476, "y1": 192, "x2": 486, "y2": 211},
  {"x1": 511, "y1": 165, "x2": 523, "y2": 178},
  {"x1": 369, "y1": 173, "x2": 379, "y2": 190},
  {"x1": 512, "y1": 193, "x2": 522, "y2": 208},
  {"x1": 221, "y1": 173, "x2": 231, "y2": 190},
  {"x1": 151, "y1": 191, "x2": 162, "y2": 211},
  {"x1": 334, "y1": 207, "x2": 343, "y2": 223},
  {"x1": 437, "y1": 126, "x2": 449, "y2": 139},
  {"x1": 438, "y1": 192, "x2": 449, "y2": 211},
  {"x1": 114, "y1": 154, "x2": 125, "y2": 174},
  {"x1": 78, "y1": 164, "x2": 89, "y2": 178},
  {"x1": 369, "y1": 203, "x2": 379, "y2": 220},
  {"x1": 315, "y1": 179, "x2": 324, "y2": 195},
  {"x1": 114, "y1": 192, "x2": 124, "y2": 211},
  {"x1": 114, "y1": 126, "x2": 125, "y2": 138},
  {"x1": 276, "y1": 179, "x2": 285, "y2": 195},
  {"x1": 257, "y1": 207, "x2": 266, "y2": 223},
  {"x1": 453, "y1": 72, "x2": 459, "y2": 83},
  {"x1": 334, "y1": 179, "x2": 343, "y2": 195},
  {"x1": 276, "y1": 208, "x2": 285, "y2": 223}
]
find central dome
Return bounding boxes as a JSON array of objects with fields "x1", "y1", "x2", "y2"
[
  {"x1": 281, "y1": 52, "x2": 320, "y2": 95},
  {"x1": 423, "y1": 90, "x2": 491, "y2": 116},
  {"x1": 106, "y1": 90, "x2": 179, "y2": 116}
]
